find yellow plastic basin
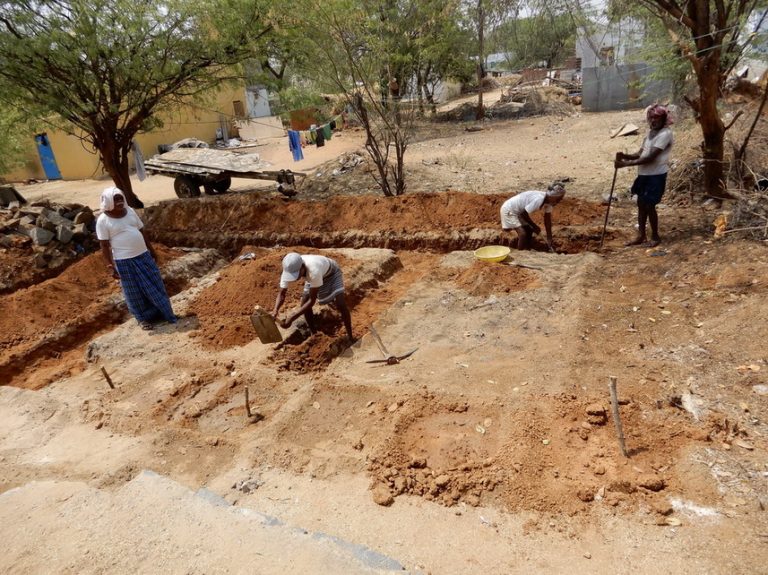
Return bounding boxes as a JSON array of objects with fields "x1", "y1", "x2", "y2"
[{"x1": 474, "y1": 245, "x2": 511, "y2": 263}]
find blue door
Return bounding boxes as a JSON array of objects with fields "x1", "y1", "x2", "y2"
[{"x1": 34, "y1": 134, "x2": 62, "y2": 180}]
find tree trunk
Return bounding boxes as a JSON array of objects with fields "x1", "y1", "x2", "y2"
[
  {"x1": 416, "y1": 70, "x2": 425, "y2": 117},
  {"x1": 476, "y1": 0, "x2": 485, "y2": 121},
  {"x1": 697, "y1": 54, "x2": 727, "y2": 199},
  {"x1": 354, "y1": 93, "x2": 393, "y2": 197},
  {"x1": 98, "y1": 137, "x2": 144, "y2": 208}
]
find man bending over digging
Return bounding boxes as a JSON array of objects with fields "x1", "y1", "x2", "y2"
[
  {"x1": 500, "y1": 183, "x2": 566, "y2": 251},
  {"x1": 272, "y1": 252, "x2": 354, "y2": 342}
]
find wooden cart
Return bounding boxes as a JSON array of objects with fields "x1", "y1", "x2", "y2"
[{"x1": 144, "y1": 148, "x2": 303, "y2": 198}]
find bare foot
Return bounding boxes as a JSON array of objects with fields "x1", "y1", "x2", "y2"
[
  {"x1": 624, "y1": 236, "x2": 646, "y2": 247},
  {"x1": 646, "y1": 238, "x2": 661, "y2": 248}
]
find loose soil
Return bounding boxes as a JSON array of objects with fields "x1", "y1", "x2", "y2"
[
  {"x1": 2, "y1": 109, "x2": 767, "y2": 575},
  {"x1": 0, "y1": 246, "x2": 210, "y2": 388}
]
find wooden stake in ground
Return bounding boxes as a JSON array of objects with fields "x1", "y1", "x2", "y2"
[
  {"x1": 608, "y1": 376, "x2": 628, "y2": 457},
  {"x1": 100, "y1": 366, "x2": 115, "y2": 389},
  {"x1": 244, "y1": 386, "x2": 252, "y2": 418}
]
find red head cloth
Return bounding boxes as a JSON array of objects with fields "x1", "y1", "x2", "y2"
[{"x1": 646, "y1": 104, "x2": 673, "y2": 127}]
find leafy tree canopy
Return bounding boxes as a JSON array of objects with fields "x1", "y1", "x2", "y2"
[{"x1": 0, "y1": 0, "x2": 272, "y2": 206}]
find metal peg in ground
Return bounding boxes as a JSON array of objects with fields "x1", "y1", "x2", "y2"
[
  {"x1": 608, "y1": 375, "x2": 628, "y2": 457},
  {"x1": 100, "y1": 366, "x2": 115, "y2": 389}
]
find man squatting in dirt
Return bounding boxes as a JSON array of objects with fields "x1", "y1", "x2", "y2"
[
  {"x1": 614, "y1": 104, "x2": 674, "y2": 248},
  {"x1": 97, "y1": 187, "x2": 177, "y2": 331},
  {"x1": 500, "y1": 182, "x2": 566, "y2": 251},
  {"x1": 271, "y1": 252, "x2": 354, "y2": 342}
]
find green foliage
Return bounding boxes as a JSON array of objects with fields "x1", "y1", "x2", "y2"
[
  {"x1": 489, "y1": 5, "x2": 576, "y2": 69},
  {"x1": 0, "y1": 0, "x2": 272, "y2": 204},
  {"x1": 0, "y1": 101, "x2": 35, "y2": 175},
  {"x1": 273, "y1": 85, "x2": 328, "y2": 118}
]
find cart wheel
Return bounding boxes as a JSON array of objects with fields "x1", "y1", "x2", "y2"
[
  {"x1": 174, "y1": 176, "x2": 201, "y2": 198},
  {"x1": 213, "y1": 176, "x2": 231, "y2": 193},
  {"x1": 203, "y1": 183, "x2": 217, "y2": 195}
]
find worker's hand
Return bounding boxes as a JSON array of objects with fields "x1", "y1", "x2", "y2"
[
  {"x1": 279, "y1": 317, "x2": 292, "y2": 329},
  {"x1": 615, "y1": 152, "x2": 626, "y2": 161},
  {"x1": 531, "y1": 225, "x2": 542, "y2": 236},
  {"x1": 107, "y1": 264, "x2": 119, "y2": 280},
  {"x1": 614, "y1": 158, "x2": 630, "y2": 169}
]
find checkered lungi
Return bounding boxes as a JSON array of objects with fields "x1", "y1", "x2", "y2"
[
  {"x1": 114, "y1": 251, "x2": 176, "y2": 324},
  {"x1": 303, "y1": 259, "x2": 345, "y2": 304}
]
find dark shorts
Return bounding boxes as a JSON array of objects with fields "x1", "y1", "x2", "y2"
[{"x1": 631, "y1": 173, "x2": 667, "y2": 206}]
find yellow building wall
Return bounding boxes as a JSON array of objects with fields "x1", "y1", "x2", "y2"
[{"x1": 2, "y1": 84, "x2": 248, "y2": 182}]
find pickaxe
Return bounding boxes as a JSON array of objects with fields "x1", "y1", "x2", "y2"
[{"x1": 366, "y1": 325, "x2": 417, "y2": 365}]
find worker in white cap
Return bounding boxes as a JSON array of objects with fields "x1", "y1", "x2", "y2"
[
  {"x1": 500, "y1": 182, "x2": 566, "y2": 251},
  {"x1": 271, "y1": 252, "x2": 354, "y2": 342}
]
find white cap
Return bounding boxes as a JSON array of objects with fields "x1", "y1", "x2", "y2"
[{"x1": 280, "y1": 252, "x2": 303, "y2": 284}]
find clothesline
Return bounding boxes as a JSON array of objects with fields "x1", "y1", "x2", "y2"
[{"x1": 287, "y1": 114, "x2": 345, "y2": 162}]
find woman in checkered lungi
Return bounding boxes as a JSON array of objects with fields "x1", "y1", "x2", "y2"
[
  {"x1": 271, "y1": 252, "x2": 354, "y2": 342},
  {"x1": 96, "y1": 187, "x2": 177, "y2": 331}
]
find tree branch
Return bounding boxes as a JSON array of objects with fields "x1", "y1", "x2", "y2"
[{"x1": 737, "y1": 80, "x2": 768, "y2": 160}]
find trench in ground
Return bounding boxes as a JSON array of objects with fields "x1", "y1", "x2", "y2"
[{"x1": 2, "y1": 191, "x2": 608, "y2": 387}]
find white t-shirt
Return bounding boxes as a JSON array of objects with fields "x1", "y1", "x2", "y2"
[
  {"x1": 500, "y1": 191, "x2": 553, "y2": 230},
  {"x1": 95, "y1": 208, "x2": 148, "y2": 261},
  {"x1": 638, "y1": 127, "x2": 673, "y2": 176},
  {"x1": 279, "y1": 254, "x2": 332, "y2": 289},
  {"x1": 501, "y1": 191, "x2": 553, "y2": 216}
]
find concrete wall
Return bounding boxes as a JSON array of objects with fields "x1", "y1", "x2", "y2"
[
  {"x1": 2, "y1": 84, "x2": 248, "y2": 182},
  {"x1": 246, "y1": 87, "x2": 271, "y2": 118},
  {"x1": 582, "y1": 64, "x2": 671, "y2": 112}
]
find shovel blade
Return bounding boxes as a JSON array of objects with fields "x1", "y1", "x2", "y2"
[{"x1": 250, "y1": 308, "x2": 283, "y2": 344}]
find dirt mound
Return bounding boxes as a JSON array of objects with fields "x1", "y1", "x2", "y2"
[
  {"x1": 145, "y1": 192, "x2": 603, "y2": 244},
  {"x1": 0, "y1": 199, "x2": 100, "y2": 294},
  {"x1": 0, "y1": 253, "x2": 122, "y2": 387},
  {"x1": 368, "y1": 392, "x2": 706, "y2": 514},
  {"x1": 188, "y1": 248, "x2": 410, "y2": 373},
  {"x1": 188, "y1": 248, "x2": 344, "y2": 350},
  {"x1": 298, "y1": 151, "x2": 376, "y2": 199},
  {"x1": 450, "y1": 261, "x2": 540, "y2": 296},
  {"x1": 0, "y1": 247, "x2": 204, "y2": 388}
]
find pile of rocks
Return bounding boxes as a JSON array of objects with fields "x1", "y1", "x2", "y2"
[{"x1": 0, "y1": 188, "x2": 98, "y2": 271}]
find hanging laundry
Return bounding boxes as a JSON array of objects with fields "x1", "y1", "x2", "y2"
[
  {"x1": 314, "y1": 127, "x2": 325, "y2": 147},
  {"x1": 132, "y1": 141, "x2": 146, "y2": 181},
  {"x1": 329, "y1": 119, "x2": 337, "y2": 131},
  {"x1": 288, "y1": 130, "x2": 303, "y2": 161},
  {"x1": 322, "y1": 123, "x2": 332, "y2": 141}
]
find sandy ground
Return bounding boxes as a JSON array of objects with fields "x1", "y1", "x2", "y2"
[
  {"x1": 2, "y1": 107, "x2": 767, "y2": 574},
  {"x1": 16, "y1": 129, "x2": 368, "y2": 209}
]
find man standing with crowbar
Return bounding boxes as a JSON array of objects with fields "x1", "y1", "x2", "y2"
[{"x1": 614, "y1": 104, "x2": 674, "y2": 248}]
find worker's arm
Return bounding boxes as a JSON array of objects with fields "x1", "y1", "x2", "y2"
[
  {"x1": 272, "y1": 288, "x2": 288, "y2": 318},
  {"x1": 139, "y1": 228, "x2": 157, "y2": 260},
  {"x1": 615, "y1": 146, "x2": 663, "y2": 169},
  {"x1": 99, "y1": 240, "x2": 119, "y2": 279},
  {"x1": 520, "y1": 211, "x2": 541, "y2": 235},
  {"x1": 616, "y1": 148, "x2": 642, "y2": 162},
  {"x1": 281, "y1": 288, "x2": 319, "y2": 328},
  {"x1": 520, "y1": 210, "x2": 541, "y2": 234},
  {"x1": 544, "y1": 211, "x2": 554, "y2": 251}
]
